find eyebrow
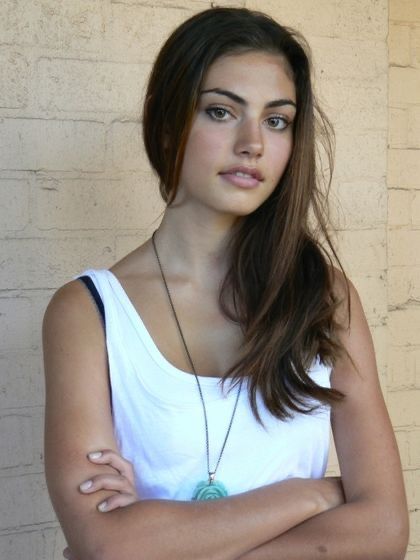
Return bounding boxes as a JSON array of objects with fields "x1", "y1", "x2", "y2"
[{"x1": 200, "y1": 88, "x2": 297, "y2": 109}]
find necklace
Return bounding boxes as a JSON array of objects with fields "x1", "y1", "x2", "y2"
[{"x1": 151, "y1": 230, "x2": 243, "y2": 501}]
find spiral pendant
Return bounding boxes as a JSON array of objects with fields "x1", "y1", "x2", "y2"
[{"x1": 192, "y1": 479, "x2": 228, "y2": 500}]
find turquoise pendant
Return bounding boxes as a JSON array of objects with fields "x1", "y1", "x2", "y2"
[{"x1": 192, "y1": 479, "x2": 228, "y2": 500}]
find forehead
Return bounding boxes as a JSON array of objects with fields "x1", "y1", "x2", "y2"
[{"x1": 202, "y1": 51, "x2": 296, "y2": 102}]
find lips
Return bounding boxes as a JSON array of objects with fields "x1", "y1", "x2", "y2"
[{"x1": 219, "y1": 166, "x2": 264, "y2": 181}]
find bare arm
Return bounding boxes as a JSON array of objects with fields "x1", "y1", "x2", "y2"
[
  {"x1": 43, "y1": 281, "x2": 342, "y2": 560},
  {"x1": 237, "y1": 277, "x2": 409, "y2": 560}
]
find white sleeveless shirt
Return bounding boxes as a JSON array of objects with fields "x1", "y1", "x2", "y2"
[{"x1": 79, "y1": 269, "x2": 332, "y2": 501}]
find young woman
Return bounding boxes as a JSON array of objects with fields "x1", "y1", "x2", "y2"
[{"x1": 43, "y1": 7, "x2": 409, "y2": 560}]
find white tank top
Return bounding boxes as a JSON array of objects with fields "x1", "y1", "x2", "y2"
[{"x1": 79, "y1": 269, "x2": 332, "y2": 501}]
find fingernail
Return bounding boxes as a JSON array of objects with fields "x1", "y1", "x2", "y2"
[
  {"x1": 88, "y1": 451, "x2": 102, "y2": 460},
  {"x1": 80, "y1": 480, "x2": 93, "y2": 491},
  {"x1": 98, "y1": 500, "x2": 108, "y2": 512}
]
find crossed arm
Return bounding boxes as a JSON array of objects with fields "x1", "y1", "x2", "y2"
[{"x1": 43, "y1": 277, "x2": 409, "y2": 560}]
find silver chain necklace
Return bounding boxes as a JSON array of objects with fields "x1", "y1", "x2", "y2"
[{"x1": 151, "y1": 230, "x2": 243, "y2": 500}]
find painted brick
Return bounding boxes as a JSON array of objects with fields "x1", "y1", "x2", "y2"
[
  {"x1": 388, "y1": 269, "x2": 411, "y2": 308},
  {"x1": 389, "y1": 67, "x2": 420, "y2": 106},
  {"x1": 388, "y1": 24, "x2": 411, "y2": 67},
  {"x1": 389, "y1": 108, "x2": 408, "y2": 148},
  {"x1": 409, "y1": 430, "x2": 420, "y2": 467},
  {"x1": 389, "y1": 230, "x2": 420, "y2": 266},
  {"x1": 0, "y1": 410, "x2": 43, "y2": 469},
  {"x1": 388, "y1": 150, "x2": 420, "y2": 189},
  {"x1": 333, "y1": 0, "x2": 388, "y2": 40},
  {"x1": 408, "y1": 107, "x2": 420, "y2": 148},
  {"x1": 0, "y1": 179, "x2": 30, "y2": 232},
  {"x1": 318, "y1": 80, "x2": 387, "y2": 133},
  {"x1": 415, "y1": 350, "x2": 420, "y2": 388},
  {"x1": 0, "y1": 529, "x2": 47, "y2": 560},
  {"x1": 390, "y1": 0, "x2": 420, "y2": 23},
  {"x1": 334, "y1": 131, "x2": 387, "y2": 182},
  {"x1": 0, "y1": 118, "x2": 105, "y2": 172},
  {"x1": 0, "y1": 49, "x2": 29, "y2": 109},
  {"x1": 387, "y1": 390, "x2": 420, "y2": 427},
  {"x1": 248, "y1": 0, "x2": 387, "y2": 39},
  {"x1": 116, "y1": 232, "x2": 151, "y2": 261},
  {"x1": 410, "y1": 509, "x2": 420, "y2": 546},
  {"x1": 389, "y1": 309, "x2": 420, "y2": 347},
  {"x1": 0, "y1": 0, "x2": 104, "y2": 51},
  {"x1": 35, "y1": 176, "x2": 164, "y2": 230},
  {"x1": 228, "y1": 0, "x2": 338, "y2": 37},
  {"x1": 395, "y1": 430, "x2": 411, "y2": 468},
  {"x1": 108, "y1": 4, "x2": 196, "y2": 63},
  {"x1": 311, "y1": 38, "x2": 387, "y2": 83},
  {"x1": 0, "y1": 353, "x2": 44, "y2": 409},
  {"x1": 108, "y1": 0, "x2": 244, "y2": 7},
  {"x1": 405, "y1": 469, "x2": 420, "y2": 505},
  {"x1": 388, "y1": 346, "x2": 416, "y2": 384},
  {"x1": 38, "y1": 58, "x2": 149, "y2": 115},
  {"x1": 0, "y1": 296, "x2": 34, "y2": 352},
  {"x1": 388, "y1": 189, "x2": 412, "y2": 228},
  {"x1": 405, "y1": 551, "x2": 420, "y2": 560},
  {"x1": 331, "y1": 179, "x2": 386, "y2": 230},
  {"x1": 0, "y1": 292, "x2": 44, "y2": 358},
  {"x1": 0, "y1": 474, "x2": 55, "y2": 530},
  {"x1": 0, "y1": 238, "x2": 114, "y2": 291},
  {"x1": 412, "y1": 192, "x2": 420, "y2": 227},
  {"x1": 336, "y1": 230, "x2": 386, "y2": 274},
  {"x1": 412, "y1": 25, "x2": 420, "y2": 69},
  {"x1": 110, "y1": 121, "x2": 152, "y2": 172},
  {"x1": 109, "y1": 0, "x2": 209, "y2": 6},
  {"x1": 352, "y1": 273, "x2": 387, "y2": 325}
]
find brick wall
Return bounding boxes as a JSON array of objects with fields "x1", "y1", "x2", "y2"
[
  {"x1": 388, "y1": 1, "x2": 420, "y2": 558},
  {"x1": 0, "y1": 1, "x2": 416, "y2": 558}
]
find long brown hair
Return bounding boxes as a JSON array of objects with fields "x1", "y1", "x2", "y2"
[{"x1": 143, "y1": 7, "x2": 348, "y2": 422}]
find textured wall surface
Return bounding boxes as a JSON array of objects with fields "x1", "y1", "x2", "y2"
[
  {"x1": 0, "y1": 0, "x2": 417, "y2": 558},
  {"x1": 388, "y1": 1, "x2": 420, "y2": 558}
]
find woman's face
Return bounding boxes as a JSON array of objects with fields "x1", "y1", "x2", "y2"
[{"x1": 175, "y1": 50, "x2": 297, "y2": 218}]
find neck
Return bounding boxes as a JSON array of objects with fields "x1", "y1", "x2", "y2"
[{"x1": 152, "y1": 206, "x2": 239, "y2": 291}]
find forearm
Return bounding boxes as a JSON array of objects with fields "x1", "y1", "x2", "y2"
[
  {"x1": 237, "y1": 499, "x2": 409, "y2": 560},
  {"x1": 64, "y1": 478, "x2": 330, "y2": 560}
]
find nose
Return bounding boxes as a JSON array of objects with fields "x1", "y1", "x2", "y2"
[{"x1": 233, "y1": 118, "x2": 263, "y2": 159}]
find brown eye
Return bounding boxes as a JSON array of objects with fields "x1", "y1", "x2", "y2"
[
  {"x1": 206, "y1": 107, "x2": 231, "y2": 121},
  {"x1": 266, "y1": 116, "x2": 289, "y2": 130}
]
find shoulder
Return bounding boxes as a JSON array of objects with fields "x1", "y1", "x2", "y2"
[
  {"x1": 42, "y1": 278, "x2": 106, "y2": 367},
  {"x1": 43, "y1": 278, "x2": 98, "y2": 332}
]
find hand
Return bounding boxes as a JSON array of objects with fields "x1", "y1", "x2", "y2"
[
  {"x1": 63, "y1": 449, "x2": 139, "y2": 559},
  {"x1": 79, "y1": 448, "x2": 139, "y2": 511}
]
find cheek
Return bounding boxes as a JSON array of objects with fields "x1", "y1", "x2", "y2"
[
  {"x1": 183, "y1": 128, "x2": 224, "y2": 172},
  {"x1": 270, "y1": 137, "x2": 293, "y2": 174}
]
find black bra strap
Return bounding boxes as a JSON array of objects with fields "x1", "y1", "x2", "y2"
[{"x1": 78, "y1": 275, "x2": 106, "y2": 330}]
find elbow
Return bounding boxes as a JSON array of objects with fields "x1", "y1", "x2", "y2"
[
  {"x1": 380, "y1": 509, "x2": 409, "y2": 560},
  {"x1": 391, "y1": 520, "x2": 409, "y2": 560}
]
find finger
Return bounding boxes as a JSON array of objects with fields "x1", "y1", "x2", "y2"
[
  {"x1": 97, "y1": 492, "x2": 138, "y2": 513},
  {"x1": 87, "y1": 449, "x2": 135, "y2": 484},
  {"x1": 79, "y1": 473, "x2": 135, "y2": 495}
]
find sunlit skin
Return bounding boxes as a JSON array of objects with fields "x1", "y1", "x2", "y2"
[{"x1": 171, "y1": 51, "x2": 297, "y2": 223}]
